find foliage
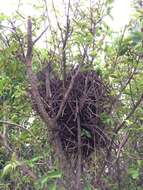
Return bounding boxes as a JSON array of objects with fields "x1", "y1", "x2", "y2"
[{"x1": 0, "y1": 0, "x2": 143, "y2": 189}]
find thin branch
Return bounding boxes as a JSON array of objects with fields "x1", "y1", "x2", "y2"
[
  {"x1": 0, "y1": 120, "x2": 36, "y2": 139},
  {"x1": 61, "y1": 0, "x2": 71, "y2": 87},
  {"x1": 33, "y1": 25, "x2": 48, "y2": 45},
  {"x1": 52, "y1": 0, "x2": 63, "y2": 37},
  {"x1": 26, "y1": 17, "x2": 33, "y2": 58},
  {"x1": 56, "y1": 48, "x2": 87, "y2": 120},
  {"x1": 9, "y1": 20, "x2": 26, "y2": 62},
  {"x1": 43, "y1": 0, "x2": 57, "y2": 49},
  {"x1": 56, "y1": 65, "x2": 80, "y2": 119},
  {"x1": 76, "y1": 100, "x2": 82, "y2": 190},
  {"x1": 106, "y1": 92, "x2": 143, "y2": 171},
  {"x1": 116, "y1": 132, "x2": 129, "y2": 159},
  {"x1": 115, "y1": 93, "x2": 143, "y2": 133},
  {"x1": 0, "y1": 131, "x2": 37, "y2": 180},
  {"x1": 0, "y1": 132, "x2": 12, "y2": 153},
  {"x1": 110, "y1": 59, "x2": 140, "y2": 114}
]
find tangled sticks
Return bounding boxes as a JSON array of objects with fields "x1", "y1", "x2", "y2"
[{"x1": 36, "y1": 66, "x2": 111, "y2": 158}]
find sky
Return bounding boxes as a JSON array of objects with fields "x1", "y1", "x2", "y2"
[
  {"x1": 110, "y1": 0, "x2": 133, "y2": 30},
  {"x1": 0, "y1": 0, "x2": 133, "y2": 31}
]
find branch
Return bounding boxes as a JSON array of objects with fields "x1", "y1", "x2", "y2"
[
  {"x1": 76, "y1": 101, "x2": 82, "y2": 190},
  {"x1": 56, "y1": 66, "x2": 80, "y2": 119},
  {"x1": 0, "y1": 132, "x2": 12, "y2": 153},
  {"x1": 61, "y1": 0, "x2": 71, "y2": 85},
  {"x1": 56, "y1": 48, "x2": 87, "y2": 120},
  {"x1": 19, "y1": 163, "x2": 37, "y2": 180},
  {"x1": 110, "y1": 58, "x2": 140, "y2": 114},
  {"x1": 115, "y1": 93, "x2": 143, "y2": 133},
  {"x1": 33, "y1": 25, "x2": 48, "y2": 45},
  {"x1": 116, "y1": 132, "x2": 129, "y2": 159},
  {"x1": 26, "y1": 17, "x2": 52, "y2": 125},
  {"x1": 0, "y1": 120, "x2": 36, "y2": 139},
  {"x1": 107, "y1": 93, "x2": 143, "y2": 162},
  {"x1": 9, "y1": 20, "x2": 26, "y2": 62},
  {"x1": 45, "y1": 64, "x2": 52, "y2": 100},
  {"x1": 43, "y1": 0, "x2": 57, "y2": 48},
  {"x1": 0, "y1": 133, "x2": 37, "y2": 180},
  {"x1": 26, "y1": 17, "x2": 33, "y2": 59}
]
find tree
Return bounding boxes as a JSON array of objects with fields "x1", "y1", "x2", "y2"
[{"x1": 0, "y1": 0, "x2": 143, "y2": 189}]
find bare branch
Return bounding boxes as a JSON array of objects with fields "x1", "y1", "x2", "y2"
[
  {"x1": 33, "y1": 25, "x2": 48, "y2": 45},
  {"x1": 115, "y1": 93, "x2": 143, "y2": 133},
  {"x1": 0, "y1": 132, "x2": 12, "y2": 153},
  {"x1": 9, "y1": 20, "x2": 26, "y2": 62},
  {"x1": 0, "y1": 120, "x2": 36, "y2": 139},
  {"x1": 56, "y1": 48, "x2": 87, "y2": 120},
  {"x1": 26, "y1": 17, "x2": 52, "y2": 125},
  {"x1": 61, "y1": 0, "x2": 71, "y2": 87},
  {"x1": 76, "y1": 100, "x2": 82, "y2": 190},
  {"x1": 26, "y1": 17, "x2": 33, "y2": 59},
  {"x1": 116, "y1": 132, "x2": 129, "y2": 159},
  {"x1": 110, "y1": 58, "x2": 140, "y2": 114}
]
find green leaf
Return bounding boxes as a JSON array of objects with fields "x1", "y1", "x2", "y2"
[
  {"x1": 83, "y1": 184, "x2": 92, "y2": 190},
  {"x1": 128, "y1": 168, "x2": 139, "y2": 179},
  {"x1": 46, "y1": 170, "x2": 62, "y2": 179},
  {"x1": 90, "y1": 50, "x2": 97, "y2": 57},
  {"x1": 0, "y1": 13, "x2": 9, "y2": 21},
  {"x1": 48, "y1": 183, "x2": 57, "y2": 190},
  {"x1": 95, "y1": 66, "x2": 102, "y2": 76},
  {"x1": 26, "y1": 156, "x2": 43, "y2": 167},
  {"x1": 35, "y1": 171, "x2": 61, "y2": 189},
  {"x1": 81, "y1": 128, "x2": 91, "y2": 138},
  {"x1": 2, "y1": 163, "x2": 13, "y2": 178},
  {"x1": 1, "y1": 161, "x2": 19, "y2": 178}
]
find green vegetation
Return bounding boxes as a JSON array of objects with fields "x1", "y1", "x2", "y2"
[{"x1": 0, "y1": 0, "x2": 143, "y2": 189}]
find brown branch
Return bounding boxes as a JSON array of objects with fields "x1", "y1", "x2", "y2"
[
  {"x1": 0, "y1": 132, "x2": 12, "y2": 153},
  {"x1": 26, "y1": 17, "x2": 69, "y2": 176},
  {"x1": 56, "y1": 48, "x2": 87, "y2": 120},
  {"x1": 33, "y1": 25, "x2": 49, "y2": 45},
  {"x1": 9, "y1": 20, "x2": 26, "y2": 62},
  {"x1": 0, "y1": 120, "x2": 36, "y2": 139},
  {"x1": 56, "y1": 65, "x2": 80, "y2": 119},
  {"x1": 42, "y1": 0, "x2": 58, "y2": 49},
  {"x1": 61, "y1": 0, "x2": 71, "y2": 86},
  {"x1": 45, "y1": 64, "x2": 52, "y2": 100},
  {"x1": 76, "y1": 101, "x2": 82, "y2": 190},
  {"x1": 115, "y1": 93, "x2": 143, "y2": 133},
  {"x1": 116, "y1": 132, "x2": 129, "y2": 159},
  {"x1": 110, "y1": 59, "x2": 140, "y2": 114},
  {"x1": 19, "y1": 163, "x2": 37, "y2": 180},
  {"x1": 106, "y1": 92, "x2": 143, "y2": 173},
  {"x1": 26, "y1": 17, "x2": 52, "y2": 125}
]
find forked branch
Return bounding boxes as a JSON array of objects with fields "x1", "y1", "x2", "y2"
[{"x1": 26, "y1": 17, "x2": 52, "y2": 125}]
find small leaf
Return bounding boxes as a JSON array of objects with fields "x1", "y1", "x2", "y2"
[
  {"x1": 48, "y1": 183, "x2": 57, "y2": 190},
  {"x1": 81, "y1": 128, "x2": 91, "y2": 138},
  {"x1": 2, "y1": 163, "x2": 13, "y2": 178},
  {"x1": 46, "y1": 170, "x2": 62, "y2": 179},
  {"x1": 35, "y1": 171, "x2": 62, "y2": 188},
  {"x1": 1, "y1": 161, "x2": 19, "y2": 178},
  {"x1": 128, "y1": 168, "x2": 139, "y2": 179},
  {"x1": 83, "y1": 184, "x2": 92, "y2": 190}
]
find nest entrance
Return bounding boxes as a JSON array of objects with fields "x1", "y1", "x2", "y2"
[{"x1": 36, "y1": 67, "x2": 111, "y2": 158}]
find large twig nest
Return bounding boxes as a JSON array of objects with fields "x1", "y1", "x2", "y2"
[{"x1": 34, "y1": 66, "x2": 111, "y2": 158}]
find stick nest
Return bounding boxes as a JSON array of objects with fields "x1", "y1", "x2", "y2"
[{"x1": 34, "y1": 67, "x2": 111, "y2": 158}]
